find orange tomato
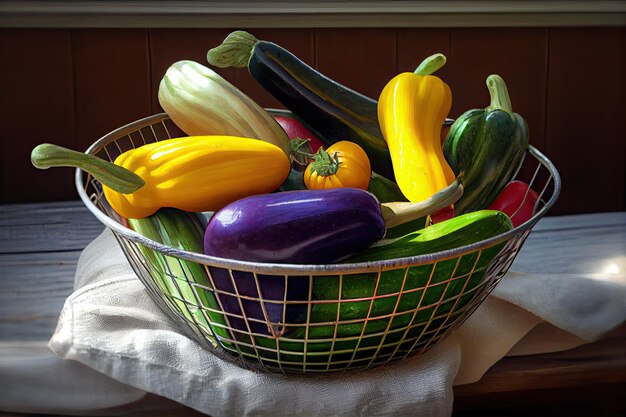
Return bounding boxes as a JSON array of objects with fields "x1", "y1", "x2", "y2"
[{"x1": 304, "y1": 141, "x2": 371, "y2": 190}]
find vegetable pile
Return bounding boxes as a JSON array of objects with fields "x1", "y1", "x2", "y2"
[{"x1": 30, "y1": 30, "x2": 539, "y2": 348}]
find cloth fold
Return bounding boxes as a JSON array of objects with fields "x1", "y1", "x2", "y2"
[
  {"x1": 48, "y1": 255, "x2": 460, "y2": 417},
  {"x1": 4, "y1": 218, "x2": 626, "y2": 416}
]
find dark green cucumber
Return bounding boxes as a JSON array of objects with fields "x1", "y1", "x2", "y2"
[
  {"x1": 347, "y1": 209, "x2": 512, "y2": 263},
  {"x1": 127, "y1": 208, "x2": 233, "y2": 349},
  {"x1": 207, "y1": 30, "x2": 395, "y2": 180},
  {"x1": 276, "y1": 210, "x2": 513, "y2": 363},
  {"x1": 443, "y1": 74, "x2": 529, "y2": 215},
  {"x1": 253, "y1": 210, "x2": 513, "y2": 366}
]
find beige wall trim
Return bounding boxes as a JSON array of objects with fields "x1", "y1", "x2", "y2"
[{"x1": 1, "y1": 1, "x2": 625, "y2": 28}]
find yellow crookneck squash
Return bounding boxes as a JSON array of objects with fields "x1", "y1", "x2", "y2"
[
  {"x1": 377, "y1": 53, "x2": 456, "y2": 203},
  {"x1": 30, "y1": 137, "x2": 291, "y2": 219}
]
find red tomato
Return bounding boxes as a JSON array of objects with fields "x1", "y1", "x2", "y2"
[
  {"x1": 274, "y1": 115, "x2": 324, "y2": 153},
  {"x1": 488, "y1": 180, "x2": 539, "y2": 227}
]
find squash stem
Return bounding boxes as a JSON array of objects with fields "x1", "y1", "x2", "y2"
[
  {"x1": 486, "y1": 74, "x2": 514, "y2": 115},
  {"x1": 414, "y1": 53, "x2": 447, "y2": 76},
  {"x1": 207, "y1": 30, "x2": 258, "y2": 68},
  {"x1": 30, "y1": 143, "x2": 144, "y2": 194},
  {"x1": 381, "y1": 177, "x2": 463, "y2": 228}
]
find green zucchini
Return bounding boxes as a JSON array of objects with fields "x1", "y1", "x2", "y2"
[
  {"x1": 443, "y1": 74, "x2": 528, "y2": 215},
  {"x1": 207, "y1": 30, "x2": 395, "y2": 180},
  {"x1": 127, "y1": 208, "x2": 233, "y2": 349}
]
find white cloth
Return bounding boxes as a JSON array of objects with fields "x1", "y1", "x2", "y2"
[{"x1": 3, "y1": 216, "x2": 626, "y2": 416}]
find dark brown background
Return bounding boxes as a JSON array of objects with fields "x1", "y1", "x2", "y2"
[{"x1": 1, "y1": 27, "x2": 624, "y2": 215}]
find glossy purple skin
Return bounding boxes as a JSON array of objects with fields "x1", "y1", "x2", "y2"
[
  {"x1": 205, "y1": 267, "x2": 309, "y2": 335},
  {"x1": 203, "y1": 188, "x2": 385, "y2": 335},
  {"x1": 204, "y1": 188, "x2": 386, "y2": 264}
]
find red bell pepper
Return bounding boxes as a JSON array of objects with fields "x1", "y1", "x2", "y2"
[{"x1": 488, "y1": 180, "x2": 538, "y2": 227}]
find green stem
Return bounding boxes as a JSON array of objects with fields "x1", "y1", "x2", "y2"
[
  {"x1": 290, "y1": 137, "x2": 315, "y2": 163},
  {"x1": 30, "y1": 143, "x2": 144, "y2": 194},
  {"x1": 308, "y1": 147, "x2": 340, "y2": 177},
  {"x1": 206, "y1": 30, "x2": 258, "y2": 68},
  {"x1": 485, "y1": 74, "x2": 514, "y2": 115},
  {"x1": 414, "y1": 53, "x2": 447, "y2": 76},
  {"x1": 380, "y1": 177, "x2": 463, "y2": 228}
]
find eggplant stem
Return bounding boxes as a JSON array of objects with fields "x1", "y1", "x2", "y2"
[
  {"x1": 381, "y1": 178, "x2": 463, "y2": 228},
  {"x1": 207, "y1": 30, "x2": 258, "y2": 68},
  {"x1": 30, "y1": 143, "x2": 144, "y2": 194}
]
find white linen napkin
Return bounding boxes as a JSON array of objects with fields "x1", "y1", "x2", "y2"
[{"x1": 3, "y1": 213, "x2": 625, "y2": 417}]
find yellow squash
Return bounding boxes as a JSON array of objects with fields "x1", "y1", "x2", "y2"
[
  {"x1": 31, "y1": 137, "x2": 291, "y2": 219},
  {"x1": 377, "y1": 53, "x2": 456, "y2": 203}
]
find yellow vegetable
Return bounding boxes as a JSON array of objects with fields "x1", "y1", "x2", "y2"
[
  {"x1": 377, "y1": 53, "x2": 456, "y2": 203},
  {"x1": 303, "y1": 141, "x2": 371, "y2": 190},
  {"x1": 30, "y1": 137, "x2": 291, "y2": 219}
]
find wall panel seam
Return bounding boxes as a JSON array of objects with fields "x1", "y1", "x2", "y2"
[
  {"x1": 146, "y1": 28, "x2": 154, "y2": 116},
  {"x1": 69, "y1": 29, "x2": 79, "y2": 152},
  {"x1": 543, "y1": 28, "x2": 551, "y2": 154}
]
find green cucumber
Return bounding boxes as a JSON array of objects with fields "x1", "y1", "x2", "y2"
[
  {"x1": 266, "y1": 210, "x2": 513, "y2": 365},
  {"x1": 347, "y1": 210, "x2": 512, "y2": 263},
  {"x1": 127, "y1": 208, "x2": 233, "y2": 349}
]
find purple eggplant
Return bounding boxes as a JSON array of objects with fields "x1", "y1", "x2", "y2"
[
  {"x1": 204, "y1": 267, "x2": 306, "y2": 336},
  {"x1": 205, "y1": 188, "x2": 385, "y2": 264},
  {"x1": 204, "y1": 188, "x2": 384, "y2": 336},
  {"x1": 203, "y1": 184, "x2": 463, "y2": 336}
]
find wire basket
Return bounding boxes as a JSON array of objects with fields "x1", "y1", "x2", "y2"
[{"x1": 75, "y1": 113, "x2": 560, "y2": 374}]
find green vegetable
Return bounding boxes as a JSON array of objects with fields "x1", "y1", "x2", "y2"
[
  {"x1": 266, "y1": 210, "x2": 513, "y2": 365},
  {"x1": 207, "y1": 30, "x2": 395, "y2": 180},
  {"x1": 127, "y1": 208, "x2": 234, "y2": 349},
  {"x1": 347, "y1": 209, "x2": 512, "y2": 263},
  {"x1": 368, "y1": 172, "x2": 427, "y2": 239},
  {"x1": 443, "y1": 74, "x2": 529, "y2": 215},
  {"x1": 277, "y1": 168, "x2": 307, "y2": 191},
  {"x1": 368, "y1": 172, "x2": 405, "y2": 203}
]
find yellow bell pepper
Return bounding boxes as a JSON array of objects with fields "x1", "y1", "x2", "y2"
[
  {"x1": 377, "y1": 53, "x2": 456, "y2": 203},
  {"x1": 31, "y1": 137, "x2": 291, "y2": 219}
]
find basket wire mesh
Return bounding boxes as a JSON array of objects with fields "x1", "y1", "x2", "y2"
[{"x1": 75, "y1": 113, "x2": 560, "y2": 374}]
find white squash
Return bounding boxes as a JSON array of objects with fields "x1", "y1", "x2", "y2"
[{"x1": 158, "y1": 60, "x2": 291, "y2": 157}]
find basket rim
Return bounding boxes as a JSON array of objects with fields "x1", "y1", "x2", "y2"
[{"x1": 75, "y1": 112, "x2": 561, "y2": 276}]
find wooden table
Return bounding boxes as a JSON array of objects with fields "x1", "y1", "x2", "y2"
[{"x1": 1, "y1": 202, "x2": 624, "y2": 416}]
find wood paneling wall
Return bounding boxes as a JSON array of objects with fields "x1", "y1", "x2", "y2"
[{"x1": 1, "y1": 27, "x2": 624, "y2": 215}]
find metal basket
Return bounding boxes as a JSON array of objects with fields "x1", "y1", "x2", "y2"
[{"x1": 75, "y1": 113, "x2": 560, "y2": 374}]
